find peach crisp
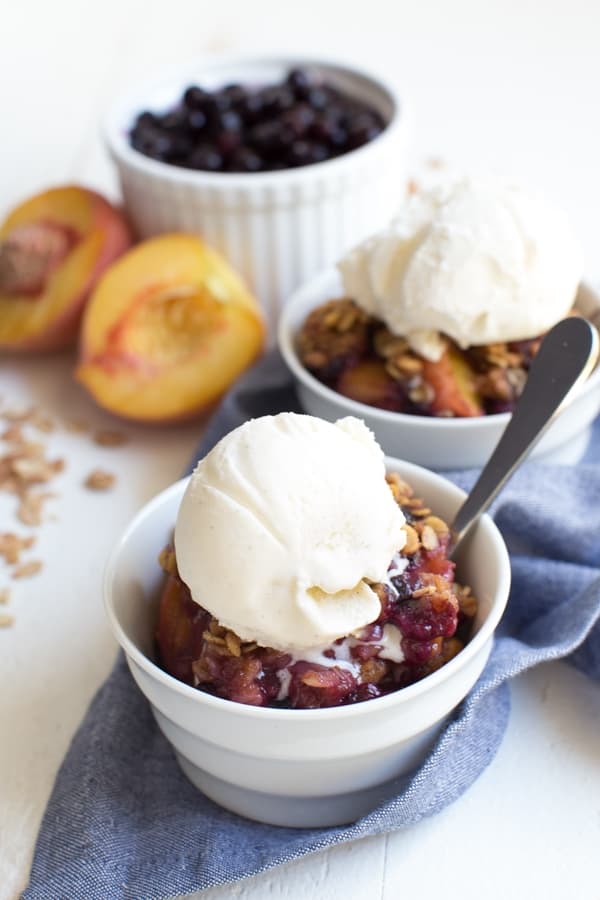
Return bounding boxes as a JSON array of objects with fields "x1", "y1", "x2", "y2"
[{"x1": 156, "y1": 471, "x2": 477, "y2": 709}]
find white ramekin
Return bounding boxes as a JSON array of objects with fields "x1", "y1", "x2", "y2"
[
  {"x1": 278, "y1": 269, "x2": 600, "y2": 470},
  {"x1": 104, "y1": 56, "x2": 408, "y2": 335},
  {"x1": 104, "y1": 459, "x2": 510, "y2": 828}
]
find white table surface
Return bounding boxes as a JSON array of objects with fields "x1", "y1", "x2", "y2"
[{"x1": 1, "y1": 2, "x2": 599, "y2": 898}]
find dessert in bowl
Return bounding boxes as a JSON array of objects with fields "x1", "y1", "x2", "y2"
[
  {"x1": 104, "y1": 56, "x2": 408, "y2": 332},
  {"x1": 105, "y1": 413, "x2": 510, "y2": 827},
  {"x1": 279, "y1": 178, "x2": 600, "y2": 468}
]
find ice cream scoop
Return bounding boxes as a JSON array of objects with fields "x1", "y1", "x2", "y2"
[
  {"x1": 174, "y1": 413, "x2": 405, "y2": 652},
  {"x1": 338, "y1": 177, "x2": 583, "y2": 361}
]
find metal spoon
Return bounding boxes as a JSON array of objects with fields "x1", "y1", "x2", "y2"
[{"x1": 450, "y1": 316, "x2": 599, "y2": 554}]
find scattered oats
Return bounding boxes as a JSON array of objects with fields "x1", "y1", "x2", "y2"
[
  {"x1": 241, "y1": 642, "x2": 258, "y2": 654},
  {"x1": 93, "y1": 430, "x2": 128, "y2": 447},
  {"x1": 3, "y1": 406, "x2": 34, "y2": 423},
  {"x1": 0, "y1": 587, "x2": 10, "y2": 605},
  {"x1": 11, "y1": 456, "x2": 64, "y2": 484},
  {"x1": 18, "y1": 492, "x2": 54, "y2": 527},
  {"x1": 2, "y1": 424, "x2": 24, "y2": 443},
  {"x1": 18, "y1": 440, "x2": 46, "y2": 459},
  {"x1": 0, "y1": 532, "x2": 36, "y2": 565},
  {"x1": 406, "y1": 178, "x2": 420, "y2": 195},
  {"x1": 0, "y1": 612, "x2": 14, "y2": 628},
  {"x1": 427, "y1": 156, "x2": 445, "y2": 169},
  {"x1": 84, "y1": 469, "x2": 116, "y2": 491},
  {"x1": 30, "y1": 411, "x2": 55, "y2": 433},
  {"x1": 12, "y1": 560, "x2": 43, "y2": 579},
  {"x1": 64, "y1": 418, "x2": 90, "y2": 434}
]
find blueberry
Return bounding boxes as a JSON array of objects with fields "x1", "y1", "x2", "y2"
[
  {"x1": 223, "y1": 83, "x2": 247, "y2": 107},
  {"x1": 287, "y1": 140, "x2": 328, "y2": 167},
  {"x1": 160, "y1": 108, "x2": 186, "y2": 131},
  {"x1": 183, "y1": 86, "x2": 207, "y2": 109},
  {"x1": 238, "y1": 92, "x2": 264, "y2": 125},
  {"x1": 131, "y1": 69, "x2": 387, "y2": 171},
  {"x1": 282, "y1": 103, "x2": 315, "y2": 137},
  {"x1": 228, "y1": 146, "x2": 263, "y2": 172},
  {"x1": 249, "y1": 120, "x2": 294, "y2": 157},
  {"x1": 307, "y1": 87, "x2": 329, "y2": 111},
  {"x1": 216, "y1": 112, "x2": 243, "y2": 155},
  {"x1": 286, "y1": 67, "x2": 313, "y2": 99},
  {"x1": 134, "y1": 111, "x2": 158, "y2": 131},
  {"x1": 186, "y1": 144, "x2": 224, "y2": 171},
  {"x1": 261, "y1": 86, "x2": 295, "y2": 116},
  {"x1": 187, "y1": 109, "x2": 208, "y2": 132}
]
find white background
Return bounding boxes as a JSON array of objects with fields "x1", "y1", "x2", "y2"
[{"x1": 1, "y1": 1, "x2": 599, "y2": 898}]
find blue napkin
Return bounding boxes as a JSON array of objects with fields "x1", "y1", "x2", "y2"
[{"x1": 23, "y1": 353, "x2": 600, "y2": 900}]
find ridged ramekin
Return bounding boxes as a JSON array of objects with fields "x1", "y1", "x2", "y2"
[
  {"x1": 104, "y1": 55, "x2": 408, "y2": 334},
  {"x1": 278, "y1": 269, "x2": 600, "y2": 469},
  {"x1": 104, "y1": 459, "x2": 510, "y2": 828}
]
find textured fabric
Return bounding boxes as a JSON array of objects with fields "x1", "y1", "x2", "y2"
[{"x1": 24, "y1": 352, "x2": 600, "y2": 900}]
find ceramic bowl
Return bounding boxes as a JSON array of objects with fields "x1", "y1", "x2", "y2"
[
  {"x1": 104, "y1": 458, "x2": 510, "y2": 828},
  {"x1": 278, "y1": 268, "x2": 600, "y2": 469},
  {"x1": 104, "y1": 55, "x2": 408, "y2": 334}
]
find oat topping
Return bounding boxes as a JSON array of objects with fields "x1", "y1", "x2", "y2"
[
  {"x1": 0, "y1": 613, "x2": 15, "y2": 628},
  {"x1": 0, "y1": 588, "x2": 11, "y2": 606},
  {"x1": 297, "y1": 297, "x2": 548, "y2": 417}
]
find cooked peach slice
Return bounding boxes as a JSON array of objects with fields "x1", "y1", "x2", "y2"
[
  {"x1": 337, "y1": 359, "x2": 406, "y2": 411},
  {"x1": 76, "y1": 234, "x2": 265, "y2": 422},
  {"x1": 422, "y1": 348, "x2": 483, "y2": 417},
  {"x1": 0, "y1": 186, "x2": 132, "y2": 351}
]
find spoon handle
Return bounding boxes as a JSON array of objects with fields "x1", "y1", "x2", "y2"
[{"x1": 451, "y1": 316, "x2": 599, "y2": 548}]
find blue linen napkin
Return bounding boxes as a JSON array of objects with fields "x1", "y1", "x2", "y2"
[{"x1": 23, "y1": 352, "x2": 600, "y2": 900}]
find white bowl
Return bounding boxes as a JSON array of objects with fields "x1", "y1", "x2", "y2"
[
  {"x1": 104, "y1": 55, "x2": 408, "y2": 335},
  {"x1": 278, "y1": 268, "x2": 600, "y2": 469},
  {"x1": 104, "y1": 459, "x2": 510, "y2": 828}
]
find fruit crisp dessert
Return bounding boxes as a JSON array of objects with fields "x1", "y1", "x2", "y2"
[
  {"x1": 298, "y1": 178, "x2": 584, "y2": 418},
  {"x1": 155, "y1": 413, "x2": 477, "y2": 709},
  {"x1": 130, "y1": 67, "x2": 386, "y2": 173}
]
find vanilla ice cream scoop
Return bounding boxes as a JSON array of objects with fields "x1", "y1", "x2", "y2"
[
  {"x1": 174, "y1": 413, "x2": 405, "y2": 652},
  {"x1": 338, "y1": 177, "x2": 584, "y2": 361}
]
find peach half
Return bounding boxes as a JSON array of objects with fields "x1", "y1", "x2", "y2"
[
  {"x1": 0, "y1": 186, "x2": 132, "y2": 351},
  {"x1": 76, "y1": 234, "x2": 265, "y2": 422}
]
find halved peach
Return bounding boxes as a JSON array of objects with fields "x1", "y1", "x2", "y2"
[
  {"x1": 422, "y1": 348, "x2": 483, "y2": 417},
  {"x1": 76, "y1": 234, "x2": 265, "y2": 422},
  {"x1": 0, "y1": 186, "x2": 132, "y2": 351}
]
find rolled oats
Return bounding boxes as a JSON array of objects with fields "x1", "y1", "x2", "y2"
[
  {"x1": 12, "y1": 560, "x2": 43, "y2": 579},
  {"x1": 84, "y1": 469, "x2": 116, "y2": 491}
]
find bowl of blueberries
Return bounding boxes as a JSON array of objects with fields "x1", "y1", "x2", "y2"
[{"x1": 104, "y1": 56, "x2": 407, "y2": 329}]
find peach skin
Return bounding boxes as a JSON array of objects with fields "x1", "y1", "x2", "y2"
[
  {"x1": 0, "y1": 185, "x2": 132, "y2": 351},
  {"x1": 422, "y1": 348, "x2": 484, "y2": 417},
  {"x1": 76, "y1": 234, "x2": 265, "y2": 422}
]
